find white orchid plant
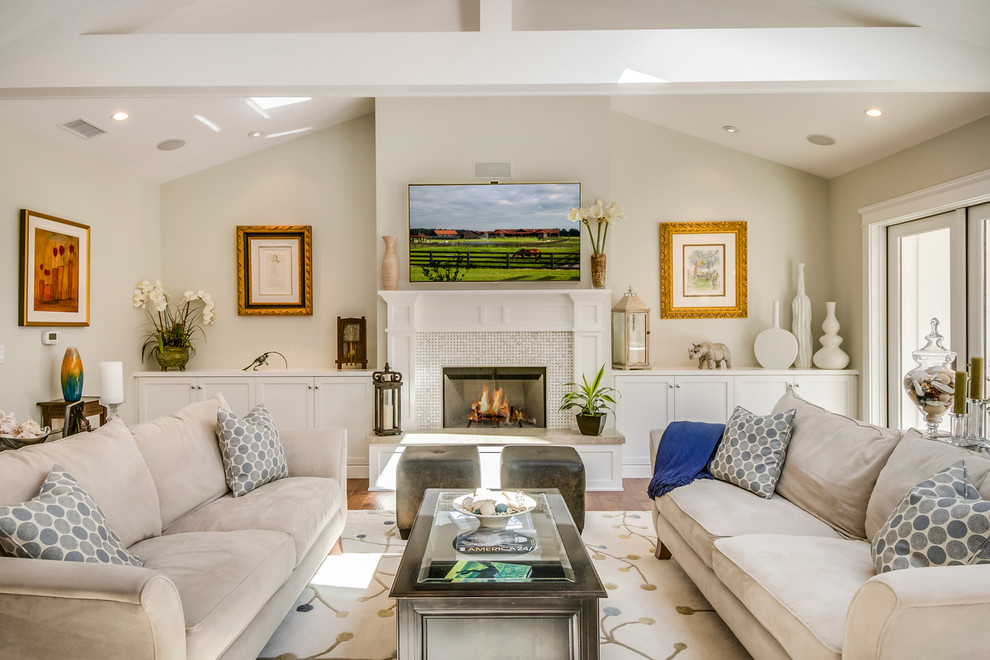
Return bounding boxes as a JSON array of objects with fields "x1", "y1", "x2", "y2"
[
  {"x1": 567, "y1": 199, "x2": 623, "y2": 254},
  {"x1": 133, "y1": 280, "x2": 216, "y2": 362}
]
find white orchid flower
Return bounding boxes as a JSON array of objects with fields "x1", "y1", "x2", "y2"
[{"x1": 567, "y1": 208, "x2": 582, "y2": 223}]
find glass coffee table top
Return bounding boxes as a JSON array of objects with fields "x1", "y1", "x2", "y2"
[{"x1": 417, "y1": 491, "x2": 574, "y2": 584}]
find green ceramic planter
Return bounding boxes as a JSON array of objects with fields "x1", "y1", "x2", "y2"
[
  {"x1": 156, "y1": 346, "x2": 190, "y2": 371},
  {"x1": 576, "y1": 413, "x2": 606, "y2": 436}
]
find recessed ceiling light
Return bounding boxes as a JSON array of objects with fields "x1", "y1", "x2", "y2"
[
  {"x1": 248, "y1": 131, "x2": 264, "y2": 138},
  {"x1": 807, "y1": 134, "x2": 836, "y2": 146},
  {"x1": 722, "y1": 125, "x2": 738, "y2": 133},
  {"x1": 194, "y1": 114, "x2": 221, "y2": 133},
  {"x1": 864, "y1": 108, "x2": 883, "y2": 118},
  {"x1": 156, "y1": 139, "x2": 186, "y2": 151},
  {"x1": 111, "y1": 111, "x2": 129, "y2": 121}
]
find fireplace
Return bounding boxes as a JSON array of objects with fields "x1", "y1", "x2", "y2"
[{"x1": 442, "y1": 366, "x2": 547, "y2": 429}]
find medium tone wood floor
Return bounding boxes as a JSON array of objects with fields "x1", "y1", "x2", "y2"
[{"x1": 346, "y1": 478, "x2": 653, "y2": 511}]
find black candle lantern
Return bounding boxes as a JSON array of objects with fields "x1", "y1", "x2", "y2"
[{"x1": 373, "y1": 363, "x2": 402, "y2": 436}]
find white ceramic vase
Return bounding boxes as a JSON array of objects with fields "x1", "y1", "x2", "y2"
[
  {"x1": 381, "y1": 235, "x2": 398, "y2": 291},
  {"x1": 813, "y1": 301, "x2": 850, "y2": 369},
  {"x1": 791, "y1": 263, "x2": 813, "y2": 369},
  {"x1": 754, "y1": 301, "x2": 798, "y2": 369}
]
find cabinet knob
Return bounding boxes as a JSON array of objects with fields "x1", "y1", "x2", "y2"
[
  {"x1": 668, "y1": 384, "x2": 674, "y2": 389},
  {"x1": 676, "y1": 384, "x2": 682, "y2": 389},
  {"x1": 190, "y1": 385, "x2": 196, "y2": 390},
  {"x1": 314, "y1": 385, "x2": 320, "y2": 390},
  {"x1": 794, "y1": 383, "x2": 801, "y2": 388},
  {"x1": 198, "y1": 385, "x2": 204, "y2": 390}
]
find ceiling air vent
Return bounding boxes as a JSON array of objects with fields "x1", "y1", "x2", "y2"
[{"x1": 59, "y1": 118, "x2": 107, "y2": 140}]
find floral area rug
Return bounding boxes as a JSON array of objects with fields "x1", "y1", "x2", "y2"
[{"x1": 259, "y1": 510, "x2": 751, "y2": 660}]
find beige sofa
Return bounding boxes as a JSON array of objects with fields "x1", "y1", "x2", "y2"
[
  {"x1": 0, "y1": 394, "x2": 347, "y2": 660},
  {"x1": 651, "y1": 387, "x2": 990, "y2": 660}
]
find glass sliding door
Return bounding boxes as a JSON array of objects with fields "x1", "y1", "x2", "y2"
[{"x1": 887, "y1": 211, "x2": 966, "y2": 431}]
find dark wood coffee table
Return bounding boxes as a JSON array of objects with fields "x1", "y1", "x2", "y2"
[{"x1": 389, "y1": 488, "x2": 605, "y2": 659}]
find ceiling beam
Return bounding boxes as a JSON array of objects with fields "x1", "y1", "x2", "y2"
[{"x1": 0, "y1": 27, "x2": 986, "y2": 97}]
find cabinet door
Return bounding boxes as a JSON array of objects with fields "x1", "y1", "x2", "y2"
[
  {"x1": 673, "y1": 375, "x2": 733, "y2": 423},
  {"x1": 733, "y1": 374, "x2": 792, "y2": 416},
  {"x1": 199, "y1": 378, "x2": 256, "y2": 417},
  {"x1": 256, "y1": 377, "x2": 315, "y2": 429},
  {"x1": 793, "y1": 375, "x2": 858, "y2": 417},
  {"x1": 613, "y1": 375, "x2": 674, "y2": 478},
  {"x1": 314, "y1": 377, "x2": 374, "y2": 467},
  {"x1": 136, "y1": 377, "x2": 199, "y2": 422}
]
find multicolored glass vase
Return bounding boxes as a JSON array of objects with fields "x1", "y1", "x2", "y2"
[{"x1": 60, "y1": 346, "x2": 83, "y2": 402}]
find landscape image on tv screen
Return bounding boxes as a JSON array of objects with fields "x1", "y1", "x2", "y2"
[{"x1": 408, "y1": 182, "x2": 582, "y2": 282}]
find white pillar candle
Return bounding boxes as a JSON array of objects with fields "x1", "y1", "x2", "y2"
[
  {"x1": 382, "y1": 403, "x2": 394, "y2": 430},
  {"x1": 100, "y1": 361, "x2": 124, "y2": 404}
]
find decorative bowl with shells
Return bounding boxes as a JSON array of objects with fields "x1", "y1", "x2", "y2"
[{"x1": 452, "y1": 489, "x2": 537, "y2": 528}]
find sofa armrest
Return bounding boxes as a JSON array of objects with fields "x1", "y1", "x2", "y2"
[
  {"x1": 844, "y1": 565, "x2": 990, "y2": 659},
  {"x1": 281, "y1": 427, "x2": 348, "y2": 482},
  {"x1": 0, "y1": 556, "x2": 186, "y2": 659}
]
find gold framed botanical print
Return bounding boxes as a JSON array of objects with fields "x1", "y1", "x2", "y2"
[
  {"x1": 659, "y1": 221, "x2": 747, "y2": 319},
  {"x1": 236, "y1": 225, "x2": 313, "y2": 316},
  {"x1": 19, "y1": 209, "x2": 90, "y2": 326}
]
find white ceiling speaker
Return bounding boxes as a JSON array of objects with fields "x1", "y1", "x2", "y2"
[{"x1": 474, "y1": 161, "x2": 512, "y2": 179}]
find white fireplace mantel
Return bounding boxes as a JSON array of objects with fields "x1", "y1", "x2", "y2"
[{"x1": 379, "y1": 289, "x2": 612, "y2": 430}]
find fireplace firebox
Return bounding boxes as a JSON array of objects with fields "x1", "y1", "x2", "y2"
[{"x1": 442, "y1": 366, "x2": 547, "y2": 429}]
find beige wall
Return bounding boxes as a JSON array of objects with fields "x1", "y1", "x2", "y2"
[
  {"x1": 829, "y1": 115, "x2": 990, "y2": 372},
  {"x1": 159, "y1": 113, "x2": 377, "y2": 373},
  {"x1": 610, "y1": 112, "x2": 830, "y2": 367},
  {"x1": 0, "y1": 117, "x2": 160, "y2": 425}
]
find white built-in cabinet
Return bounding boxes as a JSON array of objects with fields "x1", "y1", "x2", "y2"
[
  {"x1": 612, "y1": 369, "x2": 858, "y2": 479},
  {"x1": 134, "y1": 371, "x2": 374, "y2": 477}
]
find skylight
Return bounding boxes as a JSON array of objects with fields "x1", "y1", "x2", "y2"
[
  {"x1": 617, "y1": 68, "x2": 667, "y2": 84},
  {"x1": 248, "y1": 97, "x2": 312, "y2": 110}
]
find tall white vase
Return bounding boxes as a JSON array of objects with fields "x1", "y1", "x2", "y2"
[
  {"x1": 813, "y1": 301, "x2": 850, "y2": 369},
  {"x1": 791, "y1": 263, "x2": 813, "y2": 369}
]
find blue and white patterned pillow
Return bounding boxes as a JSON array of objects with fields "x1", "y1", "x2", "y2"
[
  {"x1": 709, "y1": 406, "x2": 796, "y2": 499},
  {"x1": 217, "y1": 404, "x2": 289, "y2": 497},
  {"x1": 872, "y1": 461, "x2": 990, "y2": 572},
  {"x1": 0, "y1": 465, "x2": 143, "y2": 566}
]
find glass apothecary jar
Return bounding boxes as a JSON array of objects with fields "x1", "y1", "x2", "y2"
[{"x1": 903, "y1": 318, "x2": 956, "y2": 438}]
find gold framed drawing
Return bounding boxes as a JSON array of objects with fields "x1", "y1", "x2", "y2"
[
  {"x1": 19, "y1": 209, "x2": 90, "y2": 326},
  {"x1": 659, "y1": 221, "x2": 747, "y2": 319},
  {"x1": 236, "y1": 225, "x2": 313, "y2": 316}
]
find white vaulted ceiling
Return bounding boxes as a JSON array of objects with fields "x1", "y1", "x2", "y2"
[{"x1": 0, "y1": 0, "x2": 987, "y2": 182}]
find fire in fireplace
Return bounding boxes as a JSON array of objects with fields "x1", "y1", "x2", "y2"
[{"x1": 442, "y1": 366, "x2": 547, "y2": 429}]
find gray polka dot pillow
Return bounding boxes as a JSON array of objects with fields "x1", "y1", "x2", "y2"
[
  {"x1": 709, "y1": 406, "x2": 796, "y2": 499},
  {"x1": 872, "y1": 461, "x2": 990, "y2": 572},
  {"x1": 217, "y1": 404, "x2": 289, "y2": 497},
  {"x1": 0, "y1": 465, "x2": 143, "y2": 566}
]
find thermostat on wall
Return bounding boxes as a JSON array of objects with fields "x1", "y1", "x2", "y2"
[{"x1": 41, "y1": 330, "x2": 60, "y2": 345}]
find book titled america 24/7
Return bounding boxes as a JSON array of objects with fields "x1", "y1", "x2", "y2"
[{"x1": 453, "y1": 528, "x2": 537, "y2": 554}]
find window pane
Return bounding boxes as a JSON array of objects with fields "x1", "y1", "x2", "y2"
[{"x1": 897, "y1": 227, "x2": 952, "y2": 431}]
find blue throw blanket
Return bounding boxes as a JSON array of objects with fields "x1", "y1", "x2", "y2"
[{"x1": 647, "y1": 421, "x2": 726, "y2": 498}]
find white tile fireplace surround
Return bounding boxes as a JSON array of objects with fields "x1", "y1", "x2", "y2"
[{"x1": 379, "y1": 289, "x2": 612, "y2": 431}]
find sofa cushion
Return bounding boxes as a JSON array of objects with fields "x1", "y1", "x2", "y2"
[
  {"x1": 216, "y1": 404, "x2": 289, "y2": 497},
  {"x1": 162, "y1": 476, "x2": 342, "y2": 567},
  {"x1": 657, "y1": 478, "x2": 842, "y2": 569},
  {"x1": 0, "y1": 465, "x2": 143, "y2": 566},
  {"x1": 873, "y1": 460, "x2": 990, "y2": 572},
  {"x1": 0, "y1": 419, "x2": 162, "y2": 548},
  {"x1": 714, "y1": 534, "x2": 875, "y2": 660},
  {"x1": 774, "y1": 387, "x2": 902, "y2": 540},
  {"x1": 131, "y1": 394, "x2": 230, "y2": 529},
  {"x1": 129, "y1": 529, "x2": 295, "y2": 660},
  {"x1": 709, "y1": 406, "x2": 795, "y2": 498},
  {"x1": 866, "y1": 429, "x2": 990, "y2": 540}
]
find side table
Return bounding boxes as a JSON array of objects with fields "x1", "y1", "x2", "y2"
[{"x1": 37, "y1": 397, "x2": 107, "y2": 432}]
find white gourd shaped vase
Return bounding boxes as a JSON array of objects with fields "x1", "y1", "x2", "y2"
[
  {"x1": 812, "y1": 301, "x2": 850, "y2": 369},
  {"x1": 791, "y1": 263, "x2": 813, "y2": 369}
]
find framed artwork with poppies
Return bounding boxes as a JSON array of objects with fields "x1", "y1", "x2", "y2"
[{"x1": 19, "y1": 209, "x2": 90, "y2": 326}]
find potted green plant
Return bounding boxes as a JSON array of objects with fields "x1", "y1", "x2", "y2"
[
  {"x1": 559, "y1": 364, "x2": 618, "y2": 436},
  {"x1": 133, "y1": 280, "x2": 216, "y2": 371}
]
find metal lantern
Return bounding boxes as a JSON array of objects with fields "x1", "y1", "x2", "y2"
[
  {"x1": 373, "y1": 363, "x2": 403, "y2": 436},
  {"x1": 612, "y1": 286, "x2": 651, "y2": 369}
]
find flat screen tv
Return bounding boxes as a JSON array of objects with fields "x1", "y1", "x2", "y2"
[{"x1": 408, "y1": 182, "x2": 582, "y2": 283}]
